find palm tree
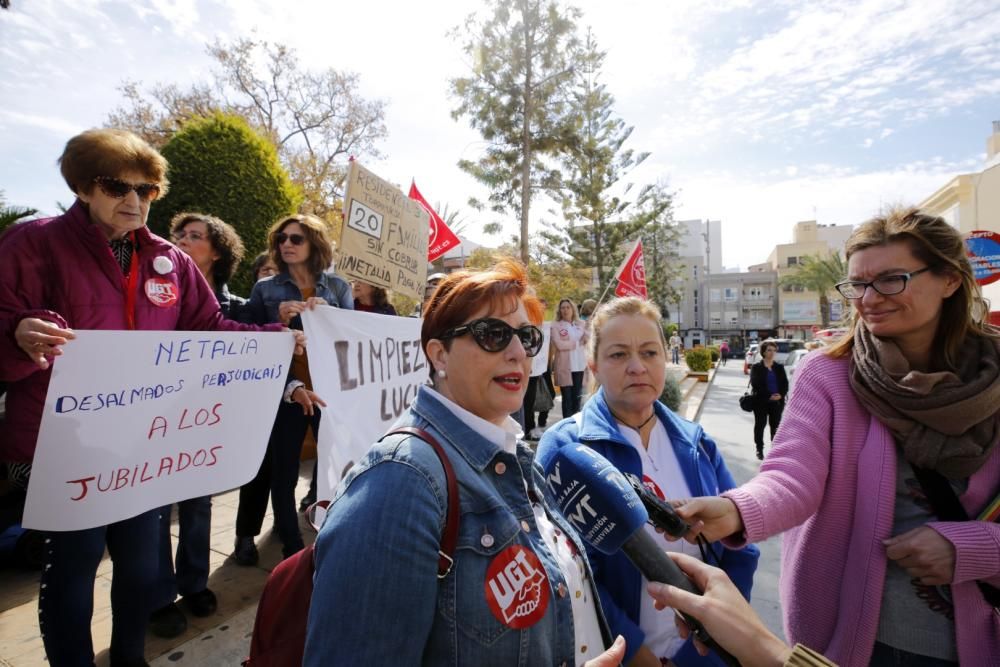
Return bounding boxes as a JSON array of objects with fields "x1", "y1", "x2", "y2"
[
  {"x1": 780, "y1": 251, "x2": 847, "y2": 328},
  {"x1": 0, "y1": 191, "x2": 38, "y2": 235}
]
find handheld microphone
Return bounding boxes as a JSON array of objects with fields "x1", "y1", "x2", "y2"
[{"x1": 544, "y1": 444, "x2": 740, "y2": 667}]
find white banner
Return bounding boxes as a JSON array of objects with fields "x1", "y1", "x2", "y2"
[
  {"x1": 23, "y1": 330, "x2": 293, "y2": 531},
  {"x1": 303, "y1": 307, "x2": 426, "y2": 502}
]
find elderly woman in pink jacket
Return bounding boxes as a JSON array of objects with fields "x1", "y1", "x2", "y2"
[
  {"x1": 678, "y1": 208, "x2": 1000, "y2": 666},
  {"x1": 0, "y1": 129, "x2": 289, "y2": 667},
  {"x1": 552, "y1": 298, "x2": 589, "y2": 418}
]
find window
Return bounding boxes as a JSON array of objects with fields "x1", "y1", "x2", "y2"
[
  {"x1": 710, "y1": 289, "x2": 721, "y2": 303},
  {"x1": 787, "y1": 256, "x2": 798, "y2": 266},
  {"x1": 724, "y1": 288, "x2": 738, "y2": 301}
]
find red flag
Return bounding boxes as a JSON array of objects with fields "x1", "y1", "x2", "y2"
[
  {"x1": 614, "y1": 240, "x2": 648, "y2": 298},
  {"x1": 408, "y1": 181, "x2": 462, "y2": 262}
]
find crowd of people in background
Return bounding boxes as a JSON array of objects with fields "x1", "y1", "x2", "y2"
[{"x1": 2, "y1": 128, "x2": 998, "y2": 667}]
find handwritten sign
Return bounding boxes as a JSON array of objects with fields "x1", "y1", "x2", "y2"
[
  {"x1": 302, "y1": 307, "x2": 426, "y2": 501},
  {"x1": 23, "y1": 330, "x2": 293, "y2": 531},
  {"x1": 338, "y1": 161, "x2": 429, "y2": 300}
]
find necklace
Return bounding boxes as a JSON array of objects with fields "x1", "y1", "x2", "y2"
[{"x1": 609, "y1": 408, "x2": 656, "y2": 432}]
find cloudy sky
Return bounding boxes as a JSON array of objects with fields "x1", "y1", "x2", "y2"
[{"x1": 1, "y1": 0, "x2": 998, "y2": 269}]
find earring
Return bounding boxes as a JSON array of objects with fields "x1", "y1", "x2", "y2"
[{"x1": 437, "y1": 368, "x2": 446, "y2": 379}]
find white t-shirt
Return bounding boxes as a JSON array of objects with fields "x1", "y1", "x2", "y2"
[
  {"x1": 531, "y1": 322, "x2": 552, "y2": 377},
  {"x1": 619, "y1": 420, "x2": 702, "y2": 662}
]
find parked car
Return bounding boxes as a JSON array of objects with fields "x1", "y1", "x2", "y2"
[
  {"x1": 743, "y1": 343, "x2": 759, "y2": 375},
  {"x1": 748, "y1": 338, "x2": 807, "y2": 367},
  {"x1": 784, "y1": 348, "x2": 811, "y2": 395}
]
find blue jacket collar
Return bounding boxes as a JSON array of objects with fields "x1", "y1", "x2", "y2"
[
  {"x1": 579, "y1": 386, "x2": 704, "y2": 455},
  {"x1": 408, "y1": 386, "x2": 505, "y2": 473}
]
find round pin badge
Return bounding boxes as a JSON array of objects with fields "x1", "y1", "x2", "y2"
[
  {"x1": 642, "y1": 474, "x2": 666, "y2": 501},
  {"x1": 484, "y1": 545, "x2": 550, "y2": 629},
  {"x1": 153, "y1": 256, "x2": 174, "y2": 275},
  {"x1": 145, "y1": 277, "x2": 179, "y2": 307}
]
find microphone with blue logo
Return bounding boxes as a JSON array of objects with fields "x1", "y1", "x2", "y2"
[{"x1": 544, "y1": 443, "x2": 740, "y2": 666}]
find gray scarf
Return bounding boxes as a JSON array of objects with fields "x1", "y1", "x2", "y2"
[{"x1": 849, "y1": 322, "x2": 1000, "y2": 479}]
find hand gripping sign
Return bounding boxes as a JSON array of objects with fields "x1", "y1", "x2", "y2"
[{"x1": 23, "y1": 330, "x2": 293, "y2": 531}]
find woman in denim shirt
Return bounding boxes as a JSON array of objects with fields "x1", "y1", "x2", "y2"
[
  {"x1": 305, "y1": 260, "x2": 626, "y2": 666},
  {"x1": 233, "y1": 214, "x2": 353, "y2": 564}
]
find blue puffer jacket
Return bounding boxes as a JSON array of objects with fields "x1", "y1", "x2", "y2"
[{"x1": 537, "y1": 388, "x2": 760, "y2": 666}]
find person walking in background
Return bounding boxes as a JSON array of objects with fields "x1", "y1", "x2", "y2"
[
  {"x1": 676, "y1": 208, "x2": 1000, "y2": 665},
  {"x1": 552, "y1": 298, "x2": 588, "y2": 418},
  {"x1": 148, "y1": 212, "x2": 252, "y2": 639},
  {"x1": 234, "y1": 213, "x2": 352, "y2": 565},
  {"x1": 0, "y1": 129, "x2": 285, "y2": 667},
  {"x1": 522, "y1": 302, "x2": 552, "y2": 441},
  {"x1": 351, "y1": 280, "x2": 396, "y2": 315},
  {"x1": 749, "y1": 339, "x2": 788, "y2": 460},
  {"x1": 719, "y1": 340, "x2": 729, "y2": 366},
  {"x1": 669, "y1": 332, "x2": 682, "y2": 365}
]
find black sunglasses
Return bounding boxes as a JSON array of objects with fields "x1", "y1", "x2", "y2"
[
  {"x1": 438, "y1": 318, "x2": 544, "y2": 357},
  {"x1": 93, "y1": 176, "x2": 161, "y2": 202},
  {"x1": 275, "y1": 232, "x2": 307, "y2": 246}
]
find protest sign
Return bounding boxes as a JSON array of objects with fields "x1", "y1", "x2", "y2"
[
  {"x1": 302, "y1": 307, "x2": 426, "y2": 501},
  {"x1": 338, "y1": 161, "x2": 429, "y2": 300},
  {"x1": 23, "y1": 330, "x2": 293, "y2": 531}
]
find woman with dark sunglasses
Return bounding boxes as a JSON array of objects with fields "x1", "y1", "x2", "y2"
[
  {"x1": 677, "y1": 208, "x2": 1000, "y2": 666},
  {"x1": 538, "y1": 297, "x2": 758, "y2": 667},
  {"x1": 0, "y1": 129, "x2": 286, "y2": 667},
  {"x1": 305, "y1": 259, "x2": 627, "y2": 666},
  {"x1": 233, "y1": 214, "x2": 353, "y2": 565}
]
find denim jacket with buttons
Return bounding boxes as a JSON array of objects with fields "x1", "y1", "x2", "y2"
[
  {"x1": 304, "y1": 386, "x2": 613, "y2": 666},
  {"x1": 245, "y1": 269, "x2": 353, "y2": 327}
]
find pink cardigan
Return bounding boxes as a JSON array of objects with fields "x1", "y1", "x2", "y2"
[{"x1": 723, "y1": 352, "x2": 1000, "y2": 667}]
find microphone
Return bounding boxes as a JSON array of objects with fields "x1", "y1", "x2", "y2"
[{"x1": 544, "y1": 444, "x2": 740, "y2": 667}]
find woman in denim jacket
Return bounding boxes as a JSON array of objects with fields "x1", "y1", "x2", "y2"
[
  {"x1": 233, "y1": 214, "x2": 353, "y2": 564},
  {"x1": 305, "y1": 260, "x2": 626, "y2": 666}
]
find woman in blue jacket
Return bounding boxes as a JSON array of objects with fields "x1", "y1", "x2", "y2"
[{"x1": 538, "y1": 297, "x2": 759, "y2": 667}]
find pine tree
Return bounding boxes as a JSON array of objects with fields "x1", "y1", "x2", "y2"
[{"x1": 450, "y1": 0, "x2": 582, "y2": 264}]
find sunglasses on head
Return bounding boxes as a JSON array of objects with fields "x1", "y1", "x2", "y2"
[
  {"x1": 93, "y1": 176, "x2": 161, "y2": 202},
  {"x1": 438, "y1": 317, "x2": 544, "y2": 357},
  {"x1": 275, "y1": 232, "x2": 307, "y2": 246}
]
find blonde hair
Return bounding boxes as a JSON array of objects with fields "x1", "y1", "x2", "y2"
[
  {"x1": 587, "y1": 297, "x2": 667, "y2": 362},
  {"x1": 826, "y1": 206, "x2": 997, "y2": 368}
]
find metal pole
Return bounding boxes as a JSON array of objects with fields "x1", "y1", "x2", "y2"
[{"x1": 703, "y1": 224, "x2": 711, "y2": 347}]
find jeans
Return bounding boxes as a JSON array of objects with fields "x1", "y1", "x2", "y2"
[
  {"x1": 753, "y1": 400, "x2": 784, "y2": 452},
  {"x1": 869, "y1": 642, "x2": 958, "y2": 666},
  {"x1": 40, "y1": 509, "x2": 160, "y2": 666},
  {"x1": 672, "y1": 347, "x2": 680, "y2": 364},
  {"x1": 560, "y1": 370, "x2": 585, "y2": 418},
  {"x1": 155, "y1": 496, "x2": 211, "y2": 607},
  {"x1": 237, "y1": 401, "x2": 320, "y2": 556}
]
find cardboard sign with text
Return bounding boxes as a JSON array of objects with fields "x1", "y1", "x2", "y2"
[
  {"x1": 338, "y1": 161, "x2": 428, "y2": 300},
  {"x1": 23, "y1": 330, "x2": 293, "y2": 531},
  {"x1": 302, "y1": 307, "x2": 426, "y2": 501}
]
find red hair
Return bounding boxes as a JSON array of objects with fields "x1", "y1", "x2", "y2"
[{"x1": 421, "y1": 259, "x2": 543, "y2": 372}]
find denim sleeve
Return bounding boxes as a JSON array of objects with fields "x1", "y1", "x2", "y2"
[{"x1": 304, "y1": 458, "x2": 445, "y2": 665}]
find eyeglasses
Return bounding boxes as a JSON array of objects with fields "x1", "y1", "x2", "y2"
[
  {"x1": 275, "y1": 232, "x2": 306, "y2": 246},
  {"x1": 172, "y1": 230, "x2": 206, "y2": 242},
  {"x1": 835, "y1": 266, "x2": 932, "y2": 299},
  {"x1": 93, "y1": 176, "x2": 161, "y2": 202},
  {"x1": 438, "y1": 318, "x2": 545, "y2": 357}
]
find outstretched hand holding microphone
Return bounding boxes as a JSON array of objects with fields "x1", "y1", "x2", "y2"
[{"x1": 547, "y1": 444, "x2": 835, "y2": 667}]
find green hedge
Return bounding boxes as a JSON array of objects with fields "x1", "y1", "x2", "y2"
[
  {"x1": 707, "y1": 345, "x2": 721, "y2": 362},
  {"x1": 685, "y1": 348, "x2": 712, "y2": 373},
  {"x1": 659, "y1": 374, "x2": 682, "y2": 411},
  {"x1": 148, "y1": 112, "x2": 301, "y2": 296}
]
